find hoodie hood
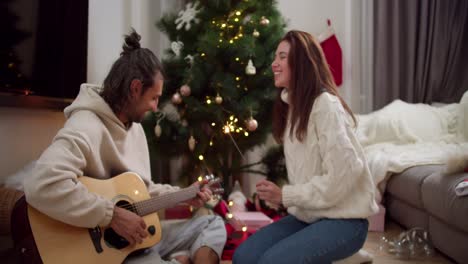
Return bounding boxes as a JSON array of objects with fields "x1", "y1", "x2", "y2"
[{"x1": 64, "y1": 83, "x2": 124, "y2": 128}]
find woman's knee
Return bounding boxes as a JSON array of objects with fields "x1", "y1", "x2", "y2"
[{"x1": 232, "y1": 242, "x2": 255, "y2": 264}]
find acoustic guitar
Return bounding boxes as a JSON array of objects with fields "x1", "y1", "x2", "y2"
[{"x1": 11, "y1": 172, "x2": 222, "y2": 264}]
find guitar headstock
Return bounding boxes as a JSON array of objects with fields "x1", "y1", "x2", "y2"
[{"x1": 201, "y1": 174, "x2": 224, "y2": 196}]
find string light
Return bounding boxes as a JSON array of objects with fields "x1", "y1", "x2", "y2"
[
  {"x1": 198, "y1": 176, "x2": 203, "y2": 181},
  {"x1": 198, "y1": 155, "x2": 204, "y2": 161},
  {"x1": 235, "y1": 11, "x2": 241, "y2": 16},
  {"x1": 223, "y1": 201, "x2": 248, "y2": 233},
  {"x1": 206, "y1": 99, "x2": 212, "y2": 104},
  {"x1": 235, "y1": 77, "x2": 240, "y2": 81},
  {"x1": 209, "y1": 140, "x2": 213, "y2": 146},
  {"x1": 211, "y1": 122, "x2": 216, "y2": 126},
  {"x1": 244, "y1": 132, "x2": 249, "y2": 137},
  {"x1": 201, "y1": 53, "x2": 206, "y2": 57}
]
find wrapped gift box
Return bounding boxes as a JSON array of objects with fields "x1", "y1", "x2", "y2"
[
  {"x1": 229, "y1": 211, "x2": 273, "y2": 231},
  {"x1": 368, "y1": 204, "x2": 386, "y2": 232}
]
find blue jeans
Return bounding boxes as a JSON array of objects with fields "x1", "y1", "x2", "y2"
[{"x1": 233, "y1": 215, "x2": 368, "y2": 264}]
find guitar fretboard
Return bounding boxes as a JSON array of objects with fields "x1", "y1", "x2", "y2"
[{"x1": 133, "y1": 186, "x2": 199, "y2": 216}]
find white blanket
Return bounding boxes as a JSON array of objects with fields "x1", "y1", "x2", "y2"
[{"x1": 357, "y1": 91, "x2": 468, "y2": 202}]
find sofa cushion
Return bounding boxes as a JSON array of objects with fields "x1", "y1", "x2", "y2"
[
  {"x1": 422, "y1": 171, "x2": 468, "y2": 233},
  {"x1": 386, "y1": 165, "x2": 445, "y2": 209},
  {"x1": 385, "y1": 195, "x2": 429, "y2": 230}
]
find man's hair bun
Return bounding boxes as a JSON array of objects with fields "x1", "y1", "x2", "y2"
[{"x1": 122, "y1": 28, "x2": 141, "y2": 55}]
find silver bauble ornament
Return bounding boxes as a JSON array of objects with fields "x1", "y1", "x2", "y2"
[
  {"x1": 246, "y1": 118, "x2": 258, "y2": 131},
  {"x1": 171, "y1": 92, "x2": 182, "y2": 104},
  {"x1": 180, "y1": 84, "x2": 191, "y2": 97},
  {"x1": 260, "y1": 16, "x2": 270, "y2": 26},
  {"x1": 215, "y1": 95, "x2": 223, "y2": 104}
]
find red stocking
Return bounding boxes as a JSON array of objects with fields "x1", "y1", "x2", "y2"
[{"x1": 319, "y1": 20, "x2": 343, "y2": 87}]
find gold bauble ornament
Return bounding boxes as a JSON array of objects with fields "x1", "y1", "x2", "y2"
[
  {"x1": 180, "y1": 84, "x2": 191, "y2": 97},
  {"x1": 246, "y1": 118, "x2": 258, "y2": 131},
  {"x1": 188, "y1": 135, "x2": 196, "y2": 151},
  {"x1": 215, "y1": 95, "x2": 223, "y2": 104},
  {"x1": 253, "y1": 29, "x2": 260, "y2": 38},
  {"x1": 171, "y1": 92, "x2": 182, "y2": 104},
  {"x1": 260, "y1": 16, "x2": 270, "y2": 26}
]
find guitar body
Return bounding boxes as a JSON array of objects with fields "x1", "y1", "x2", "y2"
[{"x1": 20, "y1": 172, "x2": 162, "y2": 264}]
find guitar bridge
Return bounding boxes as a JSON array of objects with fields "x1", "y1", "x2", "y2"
[{"x1": 88, "y1": 227, "x2": 103, "y2": 253}]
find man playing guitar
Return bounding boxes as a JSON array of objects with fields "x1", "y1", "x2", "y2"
[{"x1": 17, "y1": 29, "x2": 226, "y2": 264}]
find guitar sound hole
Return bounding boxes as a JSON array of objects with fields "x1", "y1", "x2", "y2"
[{"x1": 103, "y1": 200, "x2": 136, "y2": 249}]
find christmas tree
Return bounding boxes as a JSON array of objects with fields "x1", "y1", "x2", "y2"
[
  {"x1": 142, "y1": 0, "x2": 285, "y2": 193},
  {"x1": 0, "y1": 0, "x2": 30, "y2": 93}
]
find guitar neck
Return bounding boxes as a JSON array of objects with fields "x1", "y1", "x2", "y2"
[{"x1": 133, "y1": 186, "x2": 199, "y2": 216}]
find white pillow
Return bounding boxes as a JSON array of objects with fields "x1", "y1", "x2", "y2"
[{"x1": 357, "y1": 99, "x2": 458, "y2": 145}]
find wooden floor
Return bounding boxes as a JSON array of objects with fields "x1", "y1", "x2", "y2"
[
  {"x1": 362, "y1": 221, "x2": 453, "y2": 264},
  {"x1": 221, "y1": 220, "x2": 454, "y2": 264}
]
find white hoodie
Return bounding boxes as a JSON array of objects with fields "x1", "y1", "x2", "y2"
[{"x1": 24, "y1": 84, "x2": 178, "y2": 228}]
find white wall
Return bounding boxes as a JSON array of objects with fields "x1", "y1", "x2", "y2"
[
  {"x1": 87, "y1": 0, "x2": 183, "y2": 85},
  {"x1": 277, "y1": 0, "x2": 363, "y2": 113},
  {"x1": 0, "y1": 108, "x2": 65, "y2": 180}
]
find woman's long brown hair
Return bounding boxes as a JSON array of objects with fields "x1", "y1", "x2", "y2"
[{"x1": 272, "y1": 30, "x2": 356, "y2": 143}]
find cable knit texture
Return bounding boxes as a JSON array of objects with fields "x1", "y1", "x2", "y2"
[
  {"x1": 24, "y1": 84, "x2": 178, "y2": 228},
  {"x1": 281, "y1": 90, "x2": 379, "y2": 223}
]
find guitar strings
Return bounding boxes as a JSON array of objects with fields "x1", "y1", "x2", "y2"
[
  {"x1": 115, "y1": 179, "x2": 220, "y2": 213},
  {"x1": 115, "y1": 187, "x2": 199, "y2": 214}
]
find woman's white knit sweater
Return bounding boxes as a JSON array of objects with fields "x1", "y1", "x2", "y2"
[{"x1": 281, "y1": 90, "x2": 379, "y2": 223}]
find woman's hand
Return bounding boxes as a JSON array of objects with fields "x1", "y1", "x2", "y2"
[
  {"x1": 185, "y1": 181, "x2": 212, "y2": 208},
  {"x1": 256, "y1": 179, "x2": 283, "y2": 208}
]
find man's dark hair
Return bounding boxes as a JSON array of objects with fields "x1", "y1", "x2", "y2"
[{"x1": 100, "y1": 28, "x2": 165, "y2": 114}]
